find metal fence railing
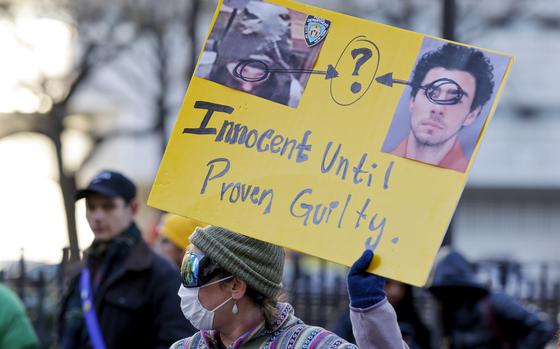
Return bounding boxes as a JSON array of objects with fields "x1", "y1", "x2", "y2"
[
  {"x1": 1, "y1": 249, "x2": 558, "y2": 348},
  {"x1": 285, "y1": 254, "x2": 560, "y2": 339},
  {"x1": 0, "y1": 249, "x2": 69, "y2": 349}
]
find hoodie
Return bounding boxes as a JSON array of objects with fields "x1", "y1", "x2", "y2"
[{"x1": 429, "y1": 249, "x2": 555, "y2": 349}]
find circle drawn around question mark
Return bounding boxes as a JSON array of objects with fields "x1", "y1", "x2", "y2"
[{"x1": 330, "y1": 36, "x2": 380, "y2": 106}]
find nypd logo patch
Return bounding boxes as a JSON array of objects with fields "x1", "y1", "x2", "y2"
[{"x1": 304, "y1": 15, "x2": 331, "y2": 47}]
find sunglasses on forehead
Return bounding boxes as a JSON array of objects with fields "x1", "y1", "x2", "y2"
[{"x1": 180, "y1": 251, "x2": 226, "y2": 288}]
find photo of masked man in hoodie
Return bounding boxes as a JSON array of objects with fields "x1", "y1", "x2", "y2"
[{"x1": 196, "y1": 0, "x2": 329, "y2": 108}]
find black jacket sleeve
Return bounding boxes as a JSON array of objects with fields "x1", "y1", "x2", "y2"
[{"x1": 491, "y1": 293, "x2": 556, "y2": 349}]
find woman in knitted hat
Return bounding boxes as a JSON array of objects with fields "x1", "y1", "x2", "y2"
[
  {"x1": 170, "y1": 226, "x2": 409, "y2": 348},
  {"x1": 170, "y1": 225, "x2": 358, "y2": 349}
]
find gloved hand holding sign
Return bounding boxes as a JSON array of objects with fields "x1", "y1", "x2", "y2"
[
  {"x1": 347, "y1": 249, "x2": 386, "y2": 309},
  {"x1": 347, "y1": 250, "x2": 409, "y2": 348}
]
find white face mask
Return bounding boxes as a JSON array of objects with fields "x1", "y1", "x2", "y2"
[{"x1": 178, "y1": 276, "x2": 233, "y2": 330}]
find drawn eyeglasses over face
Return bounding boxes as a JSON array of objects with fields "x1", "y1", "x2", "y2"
[
  {"x1": 418, "y1": 78, "x2": 468, "y2": 105},
  {"x1": 232, "y1": 59, "x2": 270, "y2": 82}
]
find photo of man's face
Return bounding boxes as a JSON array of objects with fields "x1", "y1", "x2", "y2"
[
  {"x1": 409, "y1": 67, "x2": 480, "y2": 147},
  {"x1": 381, "y1": 38, "x2": 510, "y2": 173}
]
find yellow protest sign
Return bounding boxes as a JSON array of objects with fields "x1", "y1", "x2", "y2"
[{"x1": 148, "y1": 0, "x2": 513, "y2": 286}]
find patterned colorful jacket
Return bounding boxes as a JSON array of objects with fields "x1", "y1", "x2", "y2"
[{"x1": 170, "y1": 303, "x2": 357, "y2": 349}]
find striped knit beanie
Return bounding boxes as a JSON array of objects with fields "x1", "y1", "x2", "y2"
[{"x1": 190, "y1": 226, "x2": 284, "y2": 298}]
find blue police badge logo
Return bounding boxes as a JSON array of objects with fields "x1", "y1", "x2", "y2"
[{"x1": 304, "y1": 16, "x2": 331, "y2": 47}]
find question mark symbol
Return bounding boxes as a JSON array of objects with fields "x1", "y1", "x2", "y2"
[{"x1": 350, "y1": 48, "x2": 373, "y2": 94}]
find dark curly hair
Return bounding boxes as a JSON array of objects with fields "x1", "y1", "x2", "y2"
[{"x1": 410, "y1": 43, "x2": 495, "y2": 112}]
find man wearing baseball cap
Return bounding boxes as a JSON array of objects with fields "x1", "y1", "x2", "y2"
[{"x1": 58, "y1": 170, "x2": 195, "y2": 349}]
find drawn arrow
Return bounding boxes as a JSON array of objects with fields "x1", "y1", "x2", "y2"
[
  {"x1": 233, "y1": 59, "x2": 339, "y2": 82},
  {"x1": 266, "y1": 65, "x2": 339, "y2": 79},
  {"x1": 376, "y1": 73, "x2": 468, "y2": 106},
  {"x1": 375, "y1": 72, "x2": 411, "y2": 87}
]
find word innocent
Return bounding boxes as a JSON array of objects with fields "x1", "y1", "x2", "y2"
[{"x1": 184, "y1": 101, "x2": 311, "y2": 163}]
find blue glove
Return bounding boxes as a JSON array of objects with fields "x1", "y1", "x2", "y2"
[{"x1": 347, "y1": 250, "x2": 386, "y2": 309}]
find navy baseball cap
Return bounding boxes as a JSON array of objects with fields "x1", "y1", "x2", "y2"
[{"x1": 75, "y1": 170, "x2": 136, "y2": 201}]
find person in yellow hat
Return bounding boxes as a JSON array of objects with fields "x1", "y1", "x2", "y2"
[{"x1": 154, "y1": 214, "x2": 206, "y2": 268}]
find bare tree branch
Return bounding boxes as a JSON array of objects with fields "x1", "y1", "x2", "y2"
[
  {"x1": 80, "y1": 128, "x2": 155, "y2": 169},
  {"x1": 1, "y1": 0, "x2": 203, "y2": 261}
]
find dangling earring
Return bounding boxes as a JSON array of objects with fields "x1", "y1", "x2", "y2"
[{"x1": 232, "y1": 302, "x2": 239, "y2": 315}]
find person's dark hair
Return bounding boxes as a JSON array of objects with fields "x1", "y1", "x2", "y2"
[{"x1": 410, "y1": 43, "x2": 495, "y2": 112}]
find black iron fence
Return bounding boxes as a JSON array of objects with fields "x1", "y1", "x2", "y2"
[
  {"x1": 284, "y1": 254, "x2": 350, "y2": 331},
  {"x1": 284, "y1": 254, "x2": 560, "y2": 335},
  {"x1": 0, "y1": 249, "x2": 69, "y2": 349},
  {"x1": 474, "y1": 259, "x2": 560, "y2": 324},
  {"x1": 1, "y1": 249, "x2": 559, "y2": 348}
]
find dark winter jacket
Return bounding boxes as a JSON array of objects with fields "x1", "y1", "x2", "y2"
[
  {"x1": 59, "y1": 225, "x2": 195, "y2": 349},
  {"x1": 429, "y1": 250, "x2": 555, "y2": 349}
]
